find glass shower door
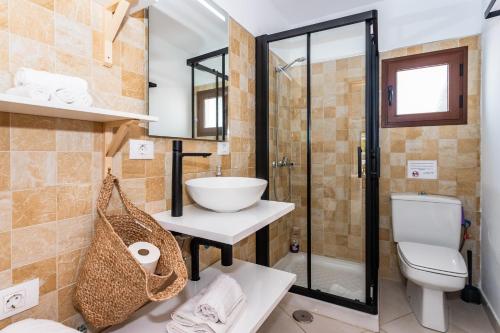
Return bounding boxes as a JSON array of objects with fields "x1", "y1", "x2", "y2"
[{"x1": 310, "y1": 22, "x2": 367, "y2": 302}]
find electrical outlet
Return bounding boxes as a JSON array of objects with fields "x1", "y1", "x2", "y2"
[
  {"x1": 217, "y1": 142, "x2": 230, "y2": 155},
  {"x1": 0, "y1": 279, "x2": 39, "y2": 320},
  {"x1": 129, "y1": 139, "x2": 154, "y2": 160}
]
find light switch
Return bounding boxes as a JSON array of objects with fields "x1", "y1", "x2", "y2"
[
  {"x1": 129, "y1": 140, "x2": 154, "y2": 160},
  {"x1": 217, "y1": 142, "x2": 230, "y2": 155}
]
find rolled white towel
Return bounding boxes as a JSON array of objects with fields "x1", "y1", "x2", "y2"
[
  {"x1": 5, "y1": 85, "x2": 51, "y2": 102},
  {"x1": 169, "y1": 286, "x2": 246, "y2": 333},
  {"x1": 14, "y1": 67, "x2": 89, "y2": 92},
  {"x1": 51, "y1": 88, "x2": 93, "y2": 107},
  {"x1": 195, "y1": 274, "x2": 245, "y2": 324},
  {"x1": 1, "y1": 319, "x2": 79, "y2": 333}
]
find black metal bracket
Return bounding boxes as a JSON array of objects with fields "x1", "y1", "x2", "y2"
[
  {"x1": 485, "y1": 0, "x2": 500, "y2": 19},
  {"x1": 190, "y1": 237, "x2": 233, "y2": 281}
]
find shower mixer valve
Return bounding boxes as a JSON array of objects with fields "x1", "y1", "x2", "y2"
[{"x1": 272, "y1": 156, "x2": 294, "y2": 168}]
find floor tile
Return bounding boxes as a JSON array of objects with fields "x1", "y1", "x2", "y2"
[
  {"x1": 382, "y1": 313, "x2": 467, "y2": 333},
  {"x1": 448, "y1": 295, "x2": 495, "y2": 333},
  {"x1": 296, "y1": 312, "x2": 366, "y2": 333},
  {"x1": 258, "y1": 307, "x2": 304, "y2": 333},
  {"x1": 379, "y1": 279, "x2": 412, "y2": 324}
]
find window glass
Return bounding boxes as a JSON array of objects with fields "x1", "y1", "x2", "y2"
[
  {"x1": 204, "y1": 97, "x2": 223, "y2": 128},
  {"x1": 396, "y1": 64, "x2": 449, "y2": 115}
]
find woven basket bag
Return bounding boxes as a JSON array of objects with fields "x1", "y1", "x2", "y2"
[{"x1": 74, "y1": 173, "x2": 188, "y2": 329}]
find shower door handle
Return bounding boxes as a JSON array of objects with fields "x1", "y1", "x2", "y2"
[{"x1": 357, "y1": 146, "x2": 362, "y2": 178}]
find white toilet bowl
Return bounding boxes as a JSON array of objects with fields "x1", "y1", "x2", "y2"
[{"x1": 397, "y1": 242, "x2": 467, "y2": 332}]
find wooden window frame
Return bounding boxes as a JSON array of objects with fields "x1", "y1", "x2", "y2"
[
  {"x1": 381, "y1": 46, "x2": 468, "y2": 128},
  {"x1": 196, "y1": 88, "x2": 227, "y2": 137}
]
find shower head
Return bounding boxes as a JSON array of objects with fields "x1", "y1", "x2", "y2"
[{"x1": 277, "y1": 57, "x2": 306, "y2": 72}]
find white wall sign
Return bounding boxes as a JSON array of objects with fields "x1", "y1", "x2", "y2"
[{"x1": 407, "y1": 160, "x2": 438, "y2": 180}]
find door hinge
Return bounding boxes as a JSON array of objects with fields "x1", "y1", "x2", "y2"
[
  {"x1": 460, "y1": 63, "x2": 464, "y2": 76},
  {"x1": 370, "y1": 285, "x2": 375, "y2": 301},
  {"x1": 459, "y1": 95, "x2": 464, "y2": 108}
]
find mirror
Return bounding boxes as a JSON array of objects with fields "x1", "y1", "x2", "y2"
[{"x1": 148, "y1": 0, "x2": 229, "y2": 141}]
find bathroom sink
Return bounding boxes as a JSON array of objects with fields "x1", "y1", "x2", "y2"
[{"x1": 185, "y1": 177, "x2": 268, "y2": 213}]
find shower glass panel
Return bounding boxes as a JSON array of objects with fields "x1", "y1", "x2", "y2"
[
  {"x1": 310, "y1": 23, "x2": 366, "y2": 302},
  {"x1": 268, "y1": 35, "x2": 308, "y2": 287}
]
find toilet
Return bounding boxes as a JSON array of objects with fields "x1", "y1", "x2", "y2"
[{"x1": 391, "y1": 193, "x2": 468, "y2": 332}]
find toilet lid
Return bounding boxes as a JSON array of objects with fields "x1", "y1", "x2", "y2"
[{"x1": 398, "y1": 242, "x2": 468, "y2": 277}]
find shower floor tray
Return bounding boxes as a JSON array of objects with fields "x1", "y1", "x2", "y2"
[{"x1": 274, "y1": 252, "x2": 365, "y2": 301}]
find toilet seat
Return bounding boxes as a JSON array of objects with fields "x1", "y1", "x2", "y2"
[{"x1": 398, "y1": 242, "x2": 468, "y2": 278}]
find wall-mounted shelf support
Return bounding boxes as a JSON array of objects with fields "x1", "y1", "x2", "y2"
[
  {"x1": 104, "y1": 119, "x2": 140, "y2": 176},
  {"x1": 103, "y1": 0, "x2": 130, "y2": 67}
]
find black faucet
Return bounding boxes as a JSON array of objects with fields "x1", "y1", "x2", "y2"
[{"x1": 171, "y1": 140, "x2": 212, "y2": 217}]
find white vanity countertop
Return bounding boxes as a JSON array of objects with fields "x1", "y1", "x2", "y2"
[
  {"x1": 153, "y1": 200, "x2": 295, "y2": 245},
  {"x1": 105, "y1": 259, "x2": 297, "y2": 333}
]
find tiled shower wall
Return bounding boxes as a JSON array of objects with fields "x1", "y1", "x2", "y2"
[
  {"x1": 268, "y1": 36, "x2": 481, "y2": 283},
  {"x1": 0, "y1": 0, "x2": 256, "y2": 329}
]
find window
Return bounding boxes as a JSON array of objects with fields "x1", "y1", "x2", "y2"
[
  {"x1": 381, "y1": 47, "x2": 467, "y2": 128},
  {"x1": 196, "y1": 88, "x2": 227, "y2": 137}
]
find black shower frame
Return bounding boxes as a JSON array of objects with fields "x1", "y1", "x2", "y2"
[{"x1": 255, "y1": 10, "x2": 380, "y2": 315}]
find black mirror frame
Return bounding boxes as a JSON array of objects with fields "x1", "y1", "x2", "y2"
[{"x1": 485, "y1": 0, "x2": 500, "y2": 19}]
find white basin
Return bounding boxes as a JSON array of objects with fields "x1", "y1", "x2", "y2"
[{"x1": 185, "y1": 177, "x2": 268, "y2": 213}]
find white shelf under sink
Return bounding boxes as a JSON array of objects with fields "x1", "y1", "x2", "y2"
[
  {"x1": 0, "y1": 93, "x2": 158, "y2": 123},
  {"x1": 153, "y1": 200, "x2": 295, "y2": 245},
  {"x1": 105, "y1": 259, "x2": 297, "y2": 333}
]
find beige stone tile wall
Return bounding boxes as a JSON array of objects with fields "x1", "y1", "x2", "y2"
[
  {"x1": 0, "y1": 1, "x2": 256, "y2": 330},
  {"x1": 379, "y1": 36, "x2": 481, "y2": 282}
]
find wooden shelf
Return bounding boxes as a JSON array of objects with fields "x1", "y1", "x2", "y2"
[{"x1": 0, "y1": 93, "x2": 158, "y2": 123}]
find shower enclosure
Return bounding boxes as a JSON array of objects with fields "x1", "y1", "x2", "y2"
[{"x1": 255, "y1": 11, "x2": 380, "y2": 314}]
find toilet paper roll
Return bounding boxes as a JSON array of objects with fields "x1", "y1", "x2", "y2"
[{"x1": 128, "y1": 242, "x2": 160, "y2": 274}]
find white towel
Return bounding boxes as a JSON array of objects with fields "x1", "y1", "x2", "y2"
[
  {"x1": 52, "y1": 88, "x2": 93, "y2": 107},
  {"x1": 0, "y1": 319, "x2": 79, "y2": 333},
  {"x1": 195, "y1": 274, "x2": 245, "y2": 324},
  {"x1": 5, "y1": 85, "x2": 51, "y2": 102},
  {"x1": 168, "y1": 287, "x2": 246, "y2": 333},
  {"x1": 15, "y1": 67, "x2": 88, "y2": 92}
]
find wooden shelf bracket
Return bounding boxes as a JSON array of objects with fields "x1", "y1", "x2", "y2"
[
  {"x1": 103, "y1": 0, "x2": 131, "y2": 67},
  {"x1": 104, "y1": 119, "x2": 140, "y2": 176}
]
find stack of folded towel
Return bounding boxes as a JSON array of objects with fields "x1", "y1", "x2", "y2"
[
  {"x1": 167, "y1": 274, "x2": 246, "y2": 333},
  {"x1": 6, "y1": 67, "x2": 93, "y2": 107}
]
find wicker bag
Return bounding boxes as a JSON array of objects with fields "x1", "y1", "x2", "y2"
[{"x1": 74, "y1": 173, "x2": 188, "y2": 329}]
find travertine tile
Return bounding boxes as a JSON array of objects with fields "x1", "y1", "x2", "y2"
[
  {"x1": 54, "y1": 0, "x2": 90, "y2": 26},
  {"x1": 9, "y1": 0, "x2": 54, "y2": 45},
  {"x1": 121, "y1": 178, "x2": 146, "y2": 204},
  {"x1": 56, "y1": 185, "x2": 92, "y2": 220},
  {"x1": 12, "y1": 187, "x2": 57, "y2": 228},
  {"x1": 0, "y1": 0, "x2": 7, "y2": 31},
  {"x1": 0, "y1": 232, "x2": 11, "y2": 271},
  {"x1": 120, "y1": 42, "x2": 145, "y2": 75},
  {"x1": 0, "y1": 31, "x2": 8, "y2": 71},
  {"x1": 145, "y1": 153, "x2": 165, "y2": 177},
  {"x1": 57, "y1": 248, "x2": 86, "y2": 288},
  {"x1": 58, "y1": 284, "x2": 77, "y2": 321},
  {"x1": 122, "y1": 153, "x2": 145, "y2": 178},
  {"x1": 57, "y1": 152, "x2": 92, "y2": 184},
  {"x1": 0, "y1": 113, "x2": 9, "y2": 151},
  {"x1": 11, "y1": 114, "x2": 56, "y2": 151},
  {"x1": 91, "y1": 59, "x2": 121, "y2": 95},
  {"x1": 11, "y1": 291, "x2": 58, "y2": 322},
  {"x1": 9, "y1": 34, "x2": 55, "y2": 73},
  {"x1": 0, "y1": 191, "x2": 11, "y2": 233},
  {"x1": 0, "y1": 269, "x2": 11, "y2": 289},
  {"x1": 12, "y1": 257, "x2": 56, "y2": 295},
  {"x1": 55, "y1": 14, "x2": 91, "y2": 58},
  {"x1": 11, "y1": 152, "x2": 57, "y2": 190},
  {"x1": 55, "y1": 50, "x2": 91, "y2": 79},
  {"x1": 57, "y1": 215, "x2": 92, "y2": 253},
  {"x1": 29, "y1": 0, "x2": 54, "y2": 11},
  {"x1": 0, "y1": 152, "x2": 9, "y2": 191},
  {"x1": 122, "y1": 70, "x2": 145, "y2": 99},
  {"x1": 11, "y1": 222, "x2": 57, "y2": 268},
  {"x1": 145, "y1": 177, "x2": 165, "y2": 202},
  {"x1": 56, "y1": 119, "x2": 93, "y2": 152}
]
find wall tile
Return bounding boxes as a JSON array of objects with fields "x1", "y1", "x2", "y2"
[
  {"x1": 57, "y1": 248, "x2": 86, "y2": 288},
  {"x1": 12, "y1": 257, "x2": 56, "y2": 295},
  {"x1": 12, "y1": 222, "x2": 56, "y2": 268},
  {"x1": 145, "y1": 177, "x2": 165, "y2": 202},
  {"x1": 92, "y1": 30, "x2": 121, "y2": 66},
  {"x1": 0, "y1": 113, "x2": 9, "y2": 151},
  {"x1": 0, "y1": 0, "x2": 7, "y2": 31},
  {"x1": 57, "y1": 215, "x2": 92, "y2": 253},
  {"x1": 0, "y1": 31, "x2": 8, "y2": 71},
  {"x1": 58, "y1": 284, "x2": 77, "y2": 321},
  {"x1": 57, "y1": 152, "x2": 92, "y2": 184},
  {"x1": 90, "y1": 59, "x2": 121, "y2": 95},
  {"x1": 12, "y1": 187, "x2": 57, "y2": 228},
  {"x1": 9, "y1": 0, "x2": 54, "y2": 45},
  {"x1": 11, "y1": 114, "x2": 56, "y2": 151},
  {"x1": 120, "y1": 42, "x2": 145, "y2": 75},
  {"x1": 56, "y1": 119, "x2": 93, "y2": 152},
  {"x1": 0, "y1": 191, "x2": 11, "y2": 233},
  {"x1": 11, "y1": 152, "x2": 56, "y2": 190},
  {"x1": 0, "y1": 232, "x2": 11, "y2": 271},
  {"x1": 55, "y1": 14, "x2": 91, "y2": 58},
  {"x1": 56, "y1": 185, "x2": 92, "y2": 220},
  {"x1": 55, "y1": 50, "x2": 91, "y2": 79},
  {"x1": 0, "y1": 152, "x2": 9, "y2": 191},
  {"x1": 29, "y1": 0, "x2": 54, "y2": 11},
  {"x1": 54, "y1": 0, "x2": 90, "y2": 26},
  {"x1": 122, "y1": 70, "x2": 145, "y2": 99},
  {"x1": 11, "y1": 291, "x2": 58, "y2": 322},
  {"x1": 9, "y1": 34, "x2": 55, "y2": 73}
]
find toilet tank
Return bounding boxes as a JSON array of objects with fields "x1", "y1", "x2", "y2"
[{"x1": 391, "y1": 193, "x2": 462, "y2": 249}]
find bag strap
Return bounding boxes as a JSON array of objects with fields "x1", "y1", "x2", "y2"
[{"x1": 96, "y1": 171, "x2": 118, "y2": 213}]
